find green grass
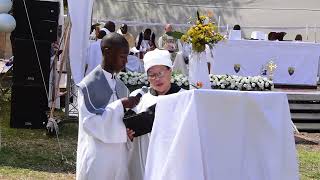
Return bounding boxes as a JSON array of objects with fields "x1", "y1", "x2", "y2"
[
  {"x1": 0, "y1": 95, "x2": 77, "y2": 179},
  {"x1": 0, "y1": 93, "x2": 320, "y2": 179},
  {"x1": 298, "y1": 146, "x2": 320, "y2": 180}
]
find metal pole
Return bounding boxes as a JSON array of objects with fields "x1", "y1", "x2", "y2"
[{"x1": 65, "y1": 56, "x2": 71, "y2": 119}]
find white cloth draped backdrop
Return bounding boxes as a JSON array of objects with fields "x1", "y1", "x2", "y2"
[{"x1": 67, "y1": 0, "x2": 93, "y2": 84}]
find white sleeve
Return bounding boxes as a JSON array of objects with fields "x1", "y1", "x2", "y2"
[
  {"x1": 158, "y1": 36, "x2": 163, "y2": 48},
  {"x1": 79, "y1": 91, "x2": 127, "y2": 143}
]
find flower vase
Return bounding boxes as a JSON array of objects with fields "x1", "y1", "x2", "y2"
[{"x1": 189, "y1": 51, "x2": 211, "y2": 89}]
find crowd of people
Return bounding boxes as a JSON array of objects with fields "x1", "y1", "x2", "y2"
[
  {"x1": 229, "y1": 24, "x2": 304, "y2": 41},
  {"x1": 85, "y1": 21, "x2": 182, "y2": 76}
]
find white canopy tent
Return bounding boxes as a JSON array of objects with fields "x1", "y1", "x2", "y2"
[{"x1": 68, "y1": 0, "x2": 320, "y2": 84}]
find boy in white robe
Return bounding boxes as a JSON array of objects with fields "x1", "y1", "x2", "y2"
[
  {"x1": 76, "y1": 33, "x2": 141, "y2": 180},
  {"x1": 124, "y1": 49, "x2": 185, "y2": 180}
]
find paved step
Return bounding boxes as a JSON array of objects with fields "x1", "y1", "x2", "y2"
[
  {"x1": 291, "y1": 113, "x2": 320, "y2": 121},
  {"x1": 294, "y1": 123, "x2": 320, "y2": 131},
  {"x1": 287, "y1": 94, "x2": 320, "y2": 101},
  {"x1": 289, "y1": 104, "x2": 320, "y2": 111}
]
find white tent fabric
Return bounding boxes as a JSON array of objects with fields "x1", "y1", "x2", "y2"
[
  {"x1": 92, "y1": 0, "x2": 320, "y2": 41},
  {"x1": 69, "y1": 0, "x2": 320, "y2": 84},
  {"x1": 67, "y1": 0, "x2": 93, "y2": 84}
]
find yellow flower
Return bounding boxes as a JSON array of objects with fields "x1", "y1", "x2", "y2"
[{"x1": 181, "y1": 12, "x2": 225, "y2": 53}]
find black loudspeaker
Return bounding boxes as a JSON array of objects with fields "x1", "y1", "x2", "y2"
[
  {"x1": 10, "y1": 84, "x2": 49, "y2": 128},
  {"x1": 12, "y1": 0, "x2": 60, "y2": 42},
  {"x1": 10, "y1": 38, "x2": 51, "y2": 129},
  {"x1": 12, "y1": 38, "x2": 51, "y2": 85}
]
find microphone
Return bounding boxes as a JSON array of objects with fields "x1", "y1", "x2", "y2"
[
  {"x1": 135, "y1": 86, "x2": 149, "y2": 98},
  {"x1": 127, "y1": 86, "x2": 148, "y2": 109}
]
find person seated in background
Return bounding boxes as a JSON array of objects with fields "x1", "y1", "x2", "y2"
[
  {"x1": 228, "y1": 24, "x2": 242, "y2": 40},
  {"x1": 233, "y1": 24, "x2": 241, "y2": 30},
  {"x1": 136, "y1": 28, "x2": 156, "y2": 58},
  {"x1": 295, "y1": 34, "x2": 303, "y2": 41},
  {"x1": 150, "y1": 32, "x2": 157, "y2": 50},
  {"x1": 85, "y1": 30, "x2": 107, "y2": 76},
  {"x1": 89, "y1": 23, "x2": 101, "y2": 41},
  {"x1": 268, "y1": 32, "x2": 287, "y2": 41},
  {"x1": 158, "y1": 24, "x2": 178, "y2": 53},
  {"x1": 277, "y1": 32, "x2": 287, "y2": 41},
  {"x1": 126, "y1": 49, "x2": 144, "y2": 73},
  {"x1": 118, "y1": 24, "x2": 135, "y2": 49},
  {"x1": 124, "y1": 49, "x2": 185, "y2": 180},
  {"x1": 101, "y1": 21, "x2": 115, "y2": 35},
  {"x1": 268, "y1": 32, "x2": 278, "y2": 41}
]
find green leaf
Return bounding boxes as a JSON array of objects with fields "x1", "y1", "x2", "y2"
[{"x1": 166, "y1": 31, "x2": 185, "y2": 39}]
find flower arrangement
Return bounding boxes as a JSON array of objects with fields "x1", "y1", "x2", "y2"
[
  {"x1": 117, "y1": 71, "x2": 189, "y2": 90},
  {"x1": 118, "y1": 71, "x2": 149, "y2": 86},
  {"x1": 209, "y1": 74, "x2": 273, "y2": 91},
  {"x1": 118, "y1": 72, "x2": 273, "y2": 91},
  {"x1": 181, "y1": 11, "x2": 225, "y2": 53},
  {"x1": 171, "y1": 72, "x2": 189, "y2": 89}
]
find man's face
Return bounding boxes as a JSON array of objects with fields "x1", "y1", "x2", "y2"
[
  {"x1": 147, "y1": 65, "x2": 172, "y2": 94},
  {"x1": 144, "y1": 31, "x2": 151, "y2": 40},
  {"x1": 165, "y1": 25, "x2": 173, "y2": 33},
  {"x1": 109, "y1": 47, "x2": 129, "y2": 73}
]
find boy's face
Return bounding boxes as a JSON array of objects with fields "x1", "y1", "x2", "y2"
[{"x1": 108, "y1": 47, "x2": 129, "y2": 73}]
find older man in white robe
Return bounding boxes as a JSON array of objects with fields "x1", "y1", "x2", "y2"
[{"x1": 124, "y1": 49, "x2": 185, "y2": 180}]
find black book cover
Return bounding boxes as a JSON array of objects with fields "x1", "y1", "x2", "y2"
[{"x1": 123, "y1": 104, "x2": 156, "y2": 137}]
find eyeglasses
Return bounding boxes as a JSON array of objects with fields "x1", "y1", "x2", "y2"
[{"x1": 147, "y1": 70, "x2": 167, "y2": 80}]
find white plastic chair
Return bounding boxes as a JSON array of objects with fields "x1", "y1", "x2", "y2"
[
  {"x1": 251, "y1": 31, "x2": 267, "y2": 40},
  {"x1": 126, "y1": 55, "x2": 144, "y2": 73},
  {"x1": 228, "y1": 30, "x2": 242, "y2": 40}
]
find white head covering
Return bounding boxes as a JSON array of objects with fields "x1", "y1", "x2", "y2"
[
  {"x1": 143, "y1": 49, "x2": 172, "y2": 72},
  {"x1": 100, "y1": 27, "x2": 110, "y2": 35}
]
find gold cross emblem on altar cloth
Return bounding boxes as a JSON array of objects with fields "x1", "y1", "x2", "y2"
[{"x1": 267, "y1": 61, "x2": 277, "y2": 72}]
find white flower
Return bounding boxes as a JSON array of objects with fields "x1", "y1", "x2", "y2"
[
  {"x1": 221, "y1": 84, "x2": 225, "y2": 89},
  {"x1": 171, "y1": 79, "x2": 174, "y2": 83},
  {"x1": 265, "y1": 82, "x2": 270, "y2": 87},
  {"x1": 252, "y1": 83, "x2": 256, "y2": 88},
  {"x1": 177, "y1": 82, "x2": 182, "y2": 87},
  {"x1": 212, "y1": 81, "x2": 216, "y2": 86}
]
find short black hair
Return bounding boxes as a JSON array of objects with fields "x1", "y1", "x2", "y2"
[
  {"x1": 101, "y1": 32, "x2": 129, "y2": 51},
  {"x1": 233, "y1": 24, "x2": 241, "y2": 30},
  {"x1": 104, "y1": 21, "x2": 116, "y2": 32},
  {"x1": 97, "y1": 30, "x2": 106, "y2": 39},
  {"x1": 295, "y1": 34, "x2": 302, "y2": 41},
  {"x1": 144, "y1": 28, "x2": 152, "y2": 34}
]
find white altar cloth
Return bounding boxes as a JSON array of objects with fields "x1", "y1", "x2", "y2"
[
  {"x1": 212, "y1": 40, "x2": 320, "y2": 86},
  {"x1": 145, "y1": 89, "x2": 298, "y2": 180}
]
